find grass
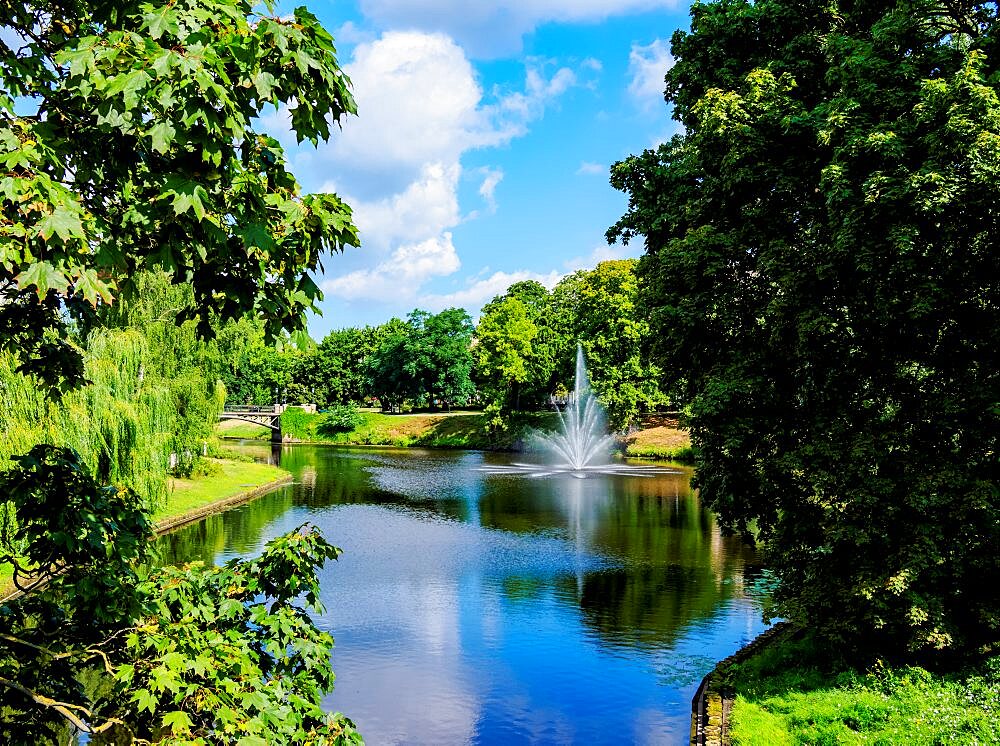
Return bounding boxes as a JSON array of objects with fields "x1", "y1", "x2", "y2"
[
  {"x1": 219, "y1": 407, "x2": 696, "y2": 461},
  {"x1": 623, "y1": 414, "x2": 694, "y2": 462},
  {"x1": 0, "y1": 457, "x2": 289, "y2": 599},
  {"x1": 155, "y1": 457, "x2": 289, "y2": 523},
  {"x1": 217, "y1": 419, "x2": 271, "y2": 438},
  {"x1": 220, "y1": 409, "x2": 560, "y2": 450},
  {"x1": 727, "y1": 631, "x2": 1000, "y2": 745}
]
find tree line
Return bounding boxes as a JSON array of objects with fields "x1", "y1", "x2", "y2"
[{"x1": 222, "y1": 259, "x2": 668, "y2": 429}]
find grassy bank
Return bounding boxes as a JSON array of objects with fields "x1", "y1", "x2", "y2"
[
  {"x1": 220, "y1": 408, "x2": 693, "y2": 461},
  {"x1": 0, "y1": 458, "x2": 289, "y2": 598},
  {"x1": 725, "y1": 630, "x2": 1000, "y2": 744},
  {"x1": 220, "y1": 410, "x2": 561, "y2": 450},
  {"x1": 622, "y1": 414, "x2": 694, "y2": 462},
  {"x1": 155, "y1": 457, "x2": 289, "y2": 524}
]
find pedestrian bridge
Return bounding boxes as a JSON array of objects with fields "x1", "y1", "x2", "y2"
[{"x1": 219, "y1": 405, "x2": 283, "y2": 443}]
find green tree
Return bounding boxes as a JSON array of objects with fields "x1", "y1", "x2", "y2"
[
  {"x1": 303, "y1": 327, "x2": 376, "y2": 406},
  {"x1": 1, "y1": 0, "x2": 358, "y2": 395},
  {"x1": 0, "y1": 0, "x2": 363, "y2": 737},
  {"x1": 366, "y1": 317, "x2": 412, "y2": 411},
  {"x1": 418, "y1": 307, "x2": 475, "y2": 410},
  {"x1": 551, "y1": 261, "x2": 665, "y2": 428},
  {"x1": 609, "y1": 0, "x2": 1000, "y2": 654},
  {"x1": 496, "y1": 280, "x2": 559, "y2": 409},
  {"x1": 474, "y1": 296, "x2": 538, "y2": 418}
]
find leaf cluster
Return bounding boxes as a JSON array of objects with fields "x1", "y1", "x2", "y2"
[{"x1": 0, "y1": 446, "x2": 359, "y2": 743}]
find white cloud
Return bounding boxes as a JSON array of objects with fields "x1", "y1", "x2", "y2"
[
  {"x1": 627, "y1": 39, "x2": 674, "y2": 110},
  {"x1": 264, "y1": 32, "x2": 581, "y2": 196},
  {"x1": 327, "y1": 162, "x2": 461, "y2": 251},
  {"x1": 476, "y1": 167, "x2": 504, "y2": 214},
  {"x1": 357, "y1": 0, "x2": 680, "y2": 57},
  {"x1": 564, "y1": 244, "x2": 643, "y2": 271},
  {"x1": 576, "y1": 161, "x2": 605, "y2": 175},
  {"x1": 254, "y1": 31, "x2": 589, "y2": 311},
  {"x1": 421, "y1": 269, "x2": 564, "y2": 313},
  {"x1": 333, "y1": 21, "x2": 376, "y2": 46},
  {"x1": 324, "y1": 233, "x2": 461, "y2": 302}
]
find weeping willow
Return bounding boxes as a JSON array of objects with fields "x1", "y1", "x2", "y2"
[{"x1": 0, "y1": 276, "x2": 226, "y2": 510}]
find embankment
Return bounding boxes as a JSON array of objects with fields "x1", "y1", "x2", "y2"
[{"x1": 219, "y1": 409, "x2": 694, "y2": 462}]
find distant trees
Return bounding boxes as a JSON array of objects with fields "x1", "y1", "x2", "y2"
[
  {"x1": 219, "y1": 261, "x2": 667, "y2": 425},
  {"x1": 474, "y1": 261, "x2": 666, "y2": 427},
  {"x1": 223, "y1": 308, "x2": 476, "y2": 411}
]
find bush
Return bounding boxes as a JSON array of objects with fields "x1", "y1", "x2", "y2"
[
  {"x1": 317, "y1": 405, "x2": 363, "y2": 435},
  {"x1": 279, "y1": 406, "x2": 314, "y2": 440}
]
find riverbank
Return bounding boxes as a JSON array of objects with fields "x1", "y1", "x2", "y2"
[
  {"x1": 219, "y1": 409, "x2": 695, "y2": 462},
  {"x1": 693, "y1": 625, "x2": 1000, "y2": 745},
  {"x1": 0, "y1": 458, "x2": 291, "y2": 598},
  {"x1": 154, "y1": 457, "x2": 292, "y2": 532}
]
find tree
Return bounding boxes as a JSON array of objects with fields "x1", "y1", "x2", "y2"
[
  {"x1": 418, "y1": 307, "x2": 475, "y2": 410},
  {"x1": 365, "y1": 310, "x2": 475, "y2": 411},
  {"x1": 552, "y1": 261, "x2": 665, "y2": 428},
  {"x1": 1, "y1": 0, "x2": 363, "y2": 737},
  {"x1": 474, "y1": 296, "x2": 538, "y2": 418},
  {"x1": 366, "y1": 317, "x2": 412, "y2": 411},
  {"x1": 495, "y1": 280, "x2": 559, "y2": 409},
  {"x1": 304, "y1": 327, "x2": 376, "y2": 406},
  {"x1": 609, "y1": 0, "x2": 1000, "y2": 655},
  {"x1": 1, "y1": 0, "x2": 358, "y2": 395}
]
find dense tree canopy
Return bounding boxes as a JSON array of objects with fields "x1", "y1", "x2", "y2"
[
  {"x1": 610, "y1": 0, "x2": 1000, "y2": 654},
  {"x1": 551, "y1": 261, "x2": 666, "y2": 428}
]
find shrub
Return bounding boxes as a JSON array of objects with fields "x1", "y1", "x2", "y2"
[{"x1": 317, "y1": 405, "x2": 363, "y2": 435}]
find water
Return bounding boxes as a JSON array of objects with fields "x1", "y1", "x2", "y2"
[{"x1": 158, "y1": 444, "x2": 769, "y2": 745}]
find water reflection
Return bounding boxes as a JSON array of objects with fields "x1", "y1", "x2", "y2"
[{"x1": 158, "y1": 444, "x2": 767, "y2": 745}]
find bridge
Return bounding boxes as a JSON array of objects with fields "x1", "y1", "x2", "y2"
[{"x1": 220, "y1": 405, "x2": 283, "y2": 443}]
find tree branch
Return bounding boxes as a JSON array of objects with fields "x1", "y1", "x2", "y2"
[{"x1": 0, "y1": 675, "x2": 126, "y2": 734}]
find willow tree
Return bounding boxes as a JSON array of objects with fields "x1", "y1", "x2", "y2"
[
  {"x1": 0, "y1": 0, "x2": 362, "y2": 739},
  {"x1": 610, "y1": 0, "x2": 1000, "y2": 656}
]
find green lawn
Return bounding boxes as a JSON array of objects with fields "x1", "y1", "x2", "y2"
[
  {"x1": 155, "y1": 458, "x2": 289, "y2": 523},
  {"x1": 728, "y1": 631, "x2": 1000, "y2": 745}
]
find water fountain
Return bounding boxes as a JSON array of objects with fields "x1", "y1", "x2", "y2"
[{"x1": 478, "y1": 345, "x2": 678, "y2": 478}]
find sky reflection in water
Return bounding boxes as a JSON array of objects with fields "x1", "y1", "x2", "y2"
[{"x1": 158, "y1": 445, "x2": 769, "y2": 745}]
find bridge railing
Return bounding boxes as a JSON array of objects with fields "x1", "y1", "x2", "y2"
[{"x1": 222, "y1": 405, "x2": 279, "y2": 414}]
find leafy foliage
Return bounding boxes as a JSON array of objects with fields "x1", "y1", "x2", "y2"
[
  {"x1": 365, "y1": 310, "x2": 475, "y2": 411},
  {"x1": 474, "y1": 263, "x2": 666, "y2": 427},
  {"x1": 0, "y1": 446, "x2": 359, "y2": 742},
  {"x1": 0, "y1": 0, "x2": 363, "y2": 736},
  {"x1": 1, "y1": 0, "x2": 358, "y2": 389},
  {"x1": 609, "y1": 0, "x2": 1000, "y2": 654},
  {"x1": 317, "y1": 406, "x2": 364, "y2": 435}
]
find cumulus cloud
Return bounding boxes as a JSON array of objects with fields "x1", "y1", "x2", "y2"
[
  {"x1": 420, "y1": 269, "x2": 564, "y2": 313},
  {"x1": 627, "y1": 39, "x2": 674, "y2": 110},
  {"x1": 357, "y1": 0, "x2": 680, "y2": 57},
  {"x1": 324, "y1": 233, "x2": 461, "y2": 302},
  {"x1": 325, "y1": 162, "x2": 461, "y2": 252},
  {"x1": 257, "y1": 31, "x2": 587, "y2": 307}
]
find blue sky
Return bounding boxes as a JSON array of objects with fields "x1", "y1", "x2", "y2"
[{"x1": 268, "y1": 0, "x2": 692, "y2": 335}]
